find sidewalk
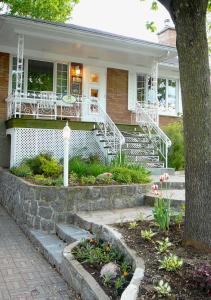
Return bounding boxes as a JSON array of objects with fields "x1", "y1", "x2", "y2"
[{"x1": 0, "y1": 206, "x2": 78, "y2": 300}]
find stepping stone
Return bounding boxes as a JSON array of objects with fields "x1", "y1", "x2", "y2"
[{"x1": 56, "y1": 223, "x2": 92, "y2": 244}]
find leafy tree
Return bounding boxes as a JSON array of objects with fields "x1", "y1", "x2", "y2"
[
  {"x1": 0, "y1": 0, "x2": 79, "y2": 22},
  {"x1": 152, "y1": 0, "x2": 211, "y2": 251}
]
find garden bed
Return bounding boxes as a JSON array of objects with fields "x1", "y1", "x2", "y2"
[
  {"x1": 72, "y1": 238, "x2": 133, "y2": 299},
  {"x1": 10, "y1": 153, "x2": 151, "y2": 186},
  {"x1": 114, "y1": 220, "x2": 211, "y2": 299}
]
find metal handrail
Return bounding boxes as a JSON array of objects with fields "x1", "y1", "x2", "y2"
[
  {"x1": 136, "y1": 102, "x2": 171, "y2": 167},
  {"x1": 90, "y1": 99, "x2": 125, "y2": 159}
]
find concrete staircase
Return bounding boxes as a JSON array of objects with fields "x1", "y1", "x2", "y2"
[{"x1": 121, "y1": 131, "x2": 165, "y2": 168}]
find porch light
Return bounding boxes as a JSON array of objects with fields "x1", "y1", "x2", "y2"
[
  {"x1": 75, "y1": 65, "x2": 81, "y2": 76},
  {"x1": 63, "y1": 122, "x2": 71, "y2": 187}
]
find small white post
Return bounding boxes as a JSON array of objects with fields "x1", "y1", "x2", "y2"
[{"x1": 63, "y1": 122, "x2": 71, "y2": 187}]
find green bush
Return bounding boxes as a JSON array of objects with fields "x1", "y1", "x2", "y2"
[
  {"x1": 164, "y1": 120, "x2": 184, "y2": 170},
  {"x1": 69, "y1": 156, "x2": 89, "y2": 177},
  {"x1": 111, "y1": 166, "x2": 150, "y2": 184},
  {"x1": 69, "y1": 172, "x2": 78, "y2": 184},
  {"x1": 69, "y1": 156, "x2": 108, "y2": 177},
  {"x1": 41, "y1": 158, "x2": 63, "y2": 177},
  {"x1": 33, "y1": 174, "x2": 63, "y2": 186},
  {"x1": 33, "y1": 174, "x2": 53, "y2": 186},
  {"x1": 112, "y1": 167, "x2": 132, "y2": 184},
  {"x1": 10, "y1": 164, "x2": 32, "y2": 177},
  {"x1": 25, "y1": 154, "x2": 62, "y2": 177},
  {"x1": 26, "y1": 153, "x2": 52, "y2": 174},
  {"x1": 80, "y1": 175, "x2": 96, "y2": 185}
]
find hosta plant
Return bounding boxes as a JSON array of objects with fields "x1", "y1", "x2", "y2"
[
  {"x1": 128, "y1": 221, "x2": 138, "y2": 230},
  {"x1": 156, "y1": 238, "x2": 172, "y2": 254},
  {"x1": 141, "y1": 229, "x2": 156, "y2": 241},
  {"x1": 159, "y1": 254, "x2": 183, "y2": 272},
  {"x1": 193, "y1": 264, "x2": 211, "y2": 296},
  {"x1": 154, "y1": 280, "x2": 171, "y2": 297}
]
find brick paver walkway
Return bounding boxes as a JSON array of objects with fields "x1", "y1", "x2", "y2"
[{"x1": 0, "y1": 206, "x2": 78, "y2": 300}]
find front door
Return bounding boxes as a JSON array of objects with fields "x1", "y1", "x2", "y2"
[{"x1": 82, "y1": 66, "x2": 107, "y2": 122}]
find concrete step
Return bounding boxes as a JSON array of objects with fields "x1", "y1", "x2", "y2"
[
  {"x1": 124, "y1": 143, "x2": 154, "y2": 149},
  {"x1": 29, "y1": 229, "x2": 66, "y2": 270},
  {"x1": 146, "y1": 162, "x2": 165, "y2": 168},
  {"x1": 124, "y1": 136, "x2": 150, "y2": 143},
  {"x1": 77, "y1": 206, "x2": 153, "y2": 225},
  {"x1": 144, "y1": 189, "x2": 185, "y2": 208},
  {"x1": 56, "y1": 223, "x2": 92, "y2": 244},
  {"x1": 127, "y1": 155, "x2": 160, "y2": 162},
  {"x1": 149, "y1": 167, "x2": 176, "y2": 176},
  {"x1": 123, "y1": 148, "x2": 155, "y2": 155}
]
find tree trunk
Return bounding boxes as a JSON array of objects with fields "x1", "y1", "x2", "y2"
[{"x1": 168, "y1": 0, "x2": 211, "y2": 250}]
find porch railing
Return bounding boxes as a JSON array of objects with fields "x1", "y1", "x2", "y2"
[
  {"x1": 136, "y1": 102, "x2": 171, "y2": 167},
  {"x1": 6, "y1": 90, "x2": 125, "y2": 160}
]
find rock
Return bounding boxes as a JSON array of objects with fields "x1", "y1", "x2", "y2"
[
  {"x1": 96, "y1": 173, "x2": 113, "y2": 184},
  {"x1": 100, "y1": 262, "x2": 120, "y2": 279}
]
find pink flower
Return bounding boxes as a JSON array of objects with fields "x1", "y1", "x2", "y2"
[
  {"x1": 164, "y1": 173, "x2": 169, "y2": 181},
  {"x1": 152, "y1": 184, "x2": 158, "y2": 192},
  {"x1": 104, "y1": 172, "x2": 112, "y2": 177},
  {"x1": 160, "y1": 175, "x2": 165, "y2": 182}
]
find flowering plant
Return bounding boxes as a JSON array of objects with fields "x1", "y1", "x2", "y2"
[{"x1": 152, "y1": 173, "x2": 171, "y2": 231}]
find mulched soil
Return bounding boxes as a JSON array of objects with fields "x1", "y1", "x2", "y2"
[
  {"x1": 81, "y1": 262, "x2": 132, "y2": 299},
  {"x1": 114, "y1": 221, "x2": 211, "y2": 299}
]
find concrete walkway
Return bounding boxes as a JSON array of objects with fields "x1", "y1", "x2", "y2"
[
  {"x1": 0, "y1": 206, "x2": 78, "y2": 300},
  {"x1": 78, "y1": 206, "x2": 153, "y2": 225}
]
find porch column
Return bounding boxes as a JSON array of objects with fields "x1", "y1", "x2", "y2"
[
  {"x1": 150, "y1": 60, "x2": 158, "y2": 106},
  {"x1": 15, "y1": 34, "x2": 24, "y2": 96}
]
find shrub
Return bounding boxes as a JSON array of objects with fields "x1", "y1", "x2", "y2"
[
  {"x1": 10, "y1": 164, "x2": 32, "y2": 177},
  {"x1": 69, "y1": 156, "x2": 90, "y2": 177},
  {"x1": 33, "y1": 174, "x2": 53, "y2": 186},
  {"x1": 193, "y1": 264, "x2": 211, "y2": 296},
  {"x1": 112, "y1": 167, "x2": 132, "y2": 184},
  {"x1": 128, "y1": 222, "x2": 138, "y2": 230},
  {"x1": 111, "y1": 166, "x2": 150, "y2": 184},
  {"x1": 26, "y1": 153, "x2": 52, "y2": 174},
  {"x1": 80, "y1": 175, "x2": 96, "y2": 185},
  {"x1": 69, "y1": 172, "x2": 78, "y2": 184},
  {"x1": 153, "y1": 198, "x2": 171, "y2": 231},
  {"x1": 87, "y1": 163, "x2": 108, "y2": 177},
  {"x1": 163, "y1": 120, "x2": 184, "y2": 170},
  {"x1": 40, "y1": 158, "x2": 62, "y2": 177},
  {"x1": 159, "y1": 254, "x2": 183, "y2": 271}
]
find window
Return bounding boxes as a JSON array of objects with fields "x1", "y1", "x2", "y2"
[
  {"x1": 56, "y1": 63, "x2": 68, "y2": 95},
  {"x1": 12, "y1": 57, "x2": 24, "y2": 92},
  {"x1": 28, "y1": 60, "x2": 54, "y2": 92},
  {"x1": 137, "y1": 74, "x2": 146, "y2": 103},
  {"x1": 137, "y1": 74, "x2": 178, "y2": 112},
  {"x1": 158, "y1": 78, "x2": 177, "y2": 110}
]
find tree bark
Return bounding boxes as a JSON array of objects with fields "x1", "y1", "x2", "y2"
[{"x1": 160, "y1": 0, "x2": 211, "y2": 250}]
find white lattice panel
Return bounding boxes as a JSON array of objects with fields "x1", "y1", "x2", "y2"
[{"x1": 8, "y1": 128, "x2": 105, "y2": 167}]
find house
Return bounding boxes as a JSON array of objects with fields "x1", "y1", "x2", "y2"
[{"x1": 0, "y1": 15, "x2": 181, "y2": 172}]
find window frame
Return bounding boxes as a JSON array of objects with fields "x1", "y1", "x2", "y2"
[
  {"x1": 136, "y1": 73, "x2": 179, "y2": 116},
  {"x1": 10, "y1": 55, "x2": 70, "y2": 96}
]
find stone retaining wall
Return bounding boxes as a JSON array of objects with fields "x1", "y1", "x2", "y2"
[{"x1": 0, "y1": 168, "x2": 150, "y2": 232}]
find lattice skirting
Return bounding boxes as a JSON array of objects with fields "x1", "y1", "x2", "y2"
[{"x1": 6, "y1": 128, "x2": 105, "y2": 167}]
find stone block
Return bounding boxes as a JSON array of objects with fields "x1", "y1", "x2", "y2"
[{"x1": 38, "y1": 206, "x2": 53, "y2": 219}]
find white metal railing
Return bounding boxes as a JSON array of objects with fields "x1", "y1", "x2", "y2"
[
  {"x1": 6, "y1": 90, "x2": 125, "y2": 160},
  {"x1": 136, "y1": 102, "x2": 171, "y2": 167},
  {"x1": 6, "y1": 91, "x2": 97, "y2": 120},
  {"x1": 95, "y1": 103, "x2": 125, "y2": 160}
]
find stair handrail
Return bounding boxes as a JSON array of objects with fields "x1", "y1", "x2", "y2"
[
  {"x1": 136, "y1": 102, "x2": 172, "y2": 167},
  {"x1": 90, "y1": 99, "x2": 125, "y2": 160}
]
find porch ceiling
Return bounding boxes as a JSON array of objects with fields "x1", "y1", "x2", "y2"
[{"x1": 0, "y1": 15, "x2": 177, "y2": 68}]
